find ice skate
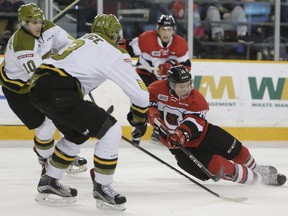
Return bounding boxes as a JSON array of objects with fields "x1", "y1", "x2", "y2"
[
  {"x1": 66, "y1": 155, "x2": 88, "y2": 174},
  {"x1": 254, "y1": 165, "x2": 278, "y2": 175},
  {"x1": 261, "y1": 173, "x2": 286, "y2": 186},
  {"x1": 90, "y1": 169, "x2": 126, "y2": 211},
  {"x1": 35, "y1": 174, "x2": 77, "y2": 204}
]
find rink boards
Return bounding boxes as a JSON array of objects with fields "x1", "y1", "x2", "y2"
[{"x1": 0, "y1": 57, "x2": 287, "y2": 140}]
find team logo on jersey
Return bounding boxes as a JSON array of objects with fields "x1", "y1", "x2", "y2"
[
  {"x1": 124, "y1": 58, "x2": 132, "y2": 63},
  {"x1": 152, "y1": 51, "x2": 161, "y2": 56},
  {"x1": 152, "y1": 49, "x2": 170, "y2": 57},
  {"x1": 17, "y1": 54, "x2": 34, "y2": 59},
  {"x1": 158, "y1": 94, "x2": 168, "y2": 101}
]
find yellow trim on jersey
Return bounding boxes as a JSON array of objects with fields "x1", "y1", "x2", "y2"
[
  {"x1": 137, "y1": 79, "x2": 148, "y2": 92},
  {"x1": 39, "y1": 64, "x2": 67, "y2": 77},
  {"x1": 131, "y1": 104, "x2": 148, "y2": 113},
  {"x1": 93, "y1": 156, "x2": 118, "y2": 165},
  {"x1": 0, "y1": 61, "x2": 26, "y2": 87},
  {"x1": 54, "y1": 149, "x2": 75, "y2": 162}
]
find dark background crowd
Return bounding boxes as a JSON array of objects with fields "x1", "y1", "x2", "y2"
[{"x1": 1, "y1": 0, "x2": 288, "y2": 60}]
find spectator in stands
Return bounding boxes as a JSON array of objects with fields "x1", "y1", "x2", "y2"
[
  {"x1": 172, "y1": 1, "x2": 207, "y2": 58},
  {"x1": 0, "y1": 0, "x2": 12, "y2": 12},
  {"x1": 11, "y1": 0, "x2": 25, "y2": 11},
  {"x1": 201, "y1": 1, "x2": 253, "y2": 44},
  {"x1": 10, "y1": 0, "x2": 25, "y2": 32}
]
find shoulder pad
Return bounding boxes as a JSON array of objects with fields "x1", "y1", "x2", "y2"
[
  {"x1": 13, "y1": 29, "x2": 35, "y2": 52},
  {"x1": 42, "y1": 20, "x2": 55, "y2": 32},
  {"x1": 97, "y1": 33, "x2": 128, "y2": 54}
]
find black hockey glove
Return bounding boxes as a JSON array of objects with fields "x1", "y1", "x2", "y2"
[
  {"x1": 132, "y1": 123, "x2": 147, "y2": 138},
  {"x1": 127, "y1": 110, "x2": 147, "y2": 138}
]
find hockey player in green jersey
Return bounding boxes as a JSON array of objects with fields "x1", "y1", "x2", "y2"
[
  {"x1": 29, "y1": 14, "x2": 149, "y2": 211},
  {"x1": 0, "y1": 3, "x2": 87, "y2": 174}
]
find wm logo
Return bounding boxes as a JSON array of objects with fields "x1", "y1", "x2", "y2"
[
  {"x1": 249, "y1": 77, "x2": 288, "y2": 100},
  {"x1": 194, "y1": 76, "x2": 236, "y2": 99}
]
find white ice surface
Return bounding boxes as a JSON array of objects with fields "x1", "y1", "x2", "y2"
[{"x1": 0, "y1": 140, "x2": 287, "y2": 216}]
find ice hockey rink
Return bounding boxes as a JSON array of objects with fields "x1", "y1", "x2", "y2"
[{"x1": 0, "y1": 140, "x2": 287, "y2": 216}]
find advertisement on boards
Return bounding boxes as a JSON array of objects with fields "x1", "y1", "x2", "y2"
[
  {"x1": 0, "y1": 57, "x2": 287, "y2": 128},
  {"x1": 193, "y1": 61, "x2": 288, "y2": 127}
]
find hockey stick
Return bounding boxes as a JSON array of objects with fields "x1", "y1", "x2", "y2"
[
  {"x1": 154, "y1": 118, "x2": 223, "y2": 182},
  {"x1": 121, "y1": 136, "x2": 247, "y2": 202},
  {"x1": 88, "y1": 92, "x2": 114, "y2": 114},
  {"x1": 88, "y1": 92, "x2": 96, "y2": 104}
]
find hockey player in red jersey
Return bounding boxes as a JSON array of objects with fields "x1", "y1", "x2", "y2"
[
  {"x1": 148, "y1": 65, "x2": 286, "y2": 186},
  {"x1": 129, "y1": 14, "x2": 191, "y2": 144},
  {"x1": 130, "y1": 14, "x2": 191, "y2": 86}
]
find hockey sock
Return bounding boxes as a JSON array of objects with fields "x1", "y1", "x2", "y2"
[
  {"x1": 232, "y1": 146, "x2": 256, "y2": 170},
  {"x1": 232, "y1": 164, "x2": 257, "y2": 184},
  {"x1": 207, "y1": 155, "x2": 235, "y2": 180},
  {"x1": 207, "y1": 155, "x2": 257, "y2": 184}
]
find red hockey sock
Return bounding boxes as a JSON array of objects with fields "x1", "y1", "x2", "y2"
[
  {"x1": 232, "y1": 146, "x2": 257, "y2": 170},
  {"x1": 208, "y1": 154, "x2": 257, "y2": 184},
  {"x1": 207, "y1": 155, "x2": 235, "y2": 180}
]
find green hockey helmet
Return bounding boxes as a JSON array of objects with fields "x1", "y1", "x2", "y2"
[
  {"x1": 18, "y1": 3, "x2": 44, "y2": 26},
  {"x1": 91, "y1": 14, "x2": 123, "y2": 42}
]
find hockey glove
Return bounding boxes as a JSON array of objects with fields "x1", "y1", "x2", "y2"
[
  {"x1": 132, "y1": 123, "x2": 147, "y2": 138},
  {"x1": 127, "y1": 106, "x2": 148, "y2": 138},
  {"x1": 148, "y1": 107, "x2": 160, "y2": 127},
  {"x1": 168, "y1": 125, "x2": 191, "y2": 147},
  {"x1": 155, "y1": 118, "x2": 180, "y2": 149},
  {"x1": 158, "y1": 59, "x2": 179, "y2": 77}
]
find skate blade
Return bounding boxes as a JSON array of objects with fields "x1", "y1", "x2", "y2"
[
  {"x1": 96, "y1": 200, "x2": 126, "y2": 211},
  {"x1": 35, "y1": 193, "x2": 77, "y2": 205},
  {"x1": 66, "y1": 165, "x2": 87, "y2": 174}
]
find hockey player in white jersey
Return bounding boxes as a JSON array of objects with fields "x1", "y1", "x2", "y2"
[
  {"x1": 29, "y1": 14, "x2": 149, "y2": 211},
  {"x1": 0, "y1": 3, "x2": 87, "y2": 174}
]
